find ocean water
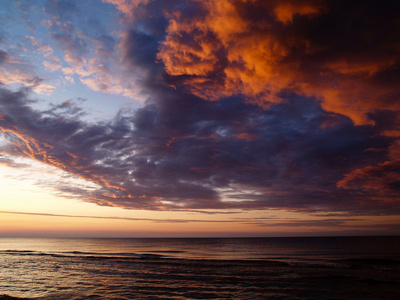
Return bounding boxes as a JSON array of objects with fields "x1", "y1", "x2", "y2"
[{"x1": 0, "y1": 237, "x2": 399, "y2": 299}]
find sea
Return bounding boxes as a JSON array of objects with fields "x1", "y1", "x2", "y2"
[{"x1": 0, "y1": 236, "x2": 399, "y2": 299}]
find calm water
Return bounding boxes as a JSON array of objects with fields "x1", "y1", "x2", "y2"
[{"x1": 0, "y1": 237, "x2": 399, "y2": 299}]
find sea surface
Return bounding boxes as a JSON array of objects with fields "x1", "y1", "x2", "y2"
[{"x1": 0, "y1": 236, "x2": 399, "y2": 299}]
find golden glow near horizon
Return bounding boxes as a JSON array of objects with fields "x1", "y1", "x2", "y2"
[{"x1": 1, "y1": 163, "x2": 397, "y2": 237}]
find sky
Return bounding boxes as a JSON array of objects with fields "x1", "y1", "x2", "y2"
[{"x1": 0, "y1": 0, "x2": 400, "y2": 238}]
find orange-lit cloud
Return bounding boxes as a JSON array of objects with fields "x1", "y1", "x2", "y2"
[
  {"x1": 273, "y1": 1, "x2": 322, "y2": 24},
  {"x1": 338, "y1": 140, "x2": 400, "y2": 199},
  {"x1": 157, "y1": 0, "x2": 400, "y2": 125}
]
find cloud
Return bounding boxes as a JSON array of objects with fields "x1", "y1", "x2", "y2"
[
  {"x1": 43, "y1": 53, "x2": 62, "y2": 72},
  {"x1": 0, "y1": 210, "x2": 237, "y2": 223},
  {"x1": 25, "y1": 36, "x2": 54, "y2": 53},
  {"x1": 1, "y1": 80, "x2": 399, "y2": 214},
  {"x1": 0, "y1": 210, "x2": 374, "y2": 230},
  {"x1": 1, "y1": 0, "x2": 399, "y2": 216},
  {"x1": 44, "y1": 0, "x2": 79, "y2": 23},
  {"x1": 157, "y1": 0, "x2": 400, "y2": 125},
  {"x1": 337, "y1": 140, "x2": 400, "y2": 197},
  {"x1": 0, "y1": 50, "x2": 56, "y2": 95},
  {"x1": 273, "y1": 1, "x2": 323, "y2": 24},
  {"x1": 102, "y1": 0, "x2": 151, "y2": 22},
  {"x1": 0, "y1": 154, "x2": 30, "y2": 169},
  {"x1": 53, "y1": 33, "x2": 88, "y2": 65},
  {"x1": 32, "y1": 83, "x2": 57, "y2": 95},
  {"x1": 40, "y1": 7, "x2": 144, "y2": 99}
]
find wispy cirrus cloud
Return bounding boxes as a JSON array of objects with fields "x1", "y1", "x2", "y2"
[{"x1": 0, "y1": 210, "x2": 370, "y2": 229}]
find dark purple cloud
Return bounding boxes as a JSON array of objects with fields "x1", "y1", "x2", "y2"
[{"x1": 0, "y1": 79, "x2": 398, "y2": 214}]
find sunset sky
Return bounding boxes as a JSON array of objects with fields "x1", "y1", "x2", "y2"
[{"x1": 1, "y1": 0, "x2": 400, "y2": 237}]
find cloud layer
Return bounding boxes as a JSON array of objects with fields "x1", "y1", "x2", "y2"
[
  {"x1": 1, "y1": 0, "x2": 400, "y2": 215},
  {"x1": 157, "y1": 0, "x2": 400, "y2": 125}
]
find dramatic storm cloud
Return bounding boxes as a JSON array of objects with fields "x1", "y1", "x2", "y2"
[{"x1": 1, "y1": 0, "x2": 399, "y2": 216}]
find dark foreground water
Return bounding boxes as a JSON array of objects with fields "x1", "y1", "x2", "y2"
[{"x1": 0, "y1": 237, "x2": 399, "y2": 299}]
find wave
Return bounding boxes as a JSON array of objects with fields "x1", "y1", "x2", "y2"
[
  {"x1": 3, "y1": 249, "x2": 399, "y2": 270},
  {"x1": 340, "y1": 258, "x2": 400, "y2": 271},
  {"x1": 0, "y1": 250, "x2": 36, "y2": 254},
  {"x1": 62, "y1": 251, "x2": 166, "y2": 259},
  {"x1": 0, "y1": 249, "x2": 165, "y2": 260},
  {"x1": 0, "y1": 294, "x2": 33, "y2": 300},
  {"x1": 63, "y1": 250, "x2": 143, "y2": 257},
  {"x1": 0, "y1": 249, "x2": 293, "y2": 266},
  {"x1": 148, "y1": 250, "x2": 186, "y2": 254},
  {"x1": 343, "y1": 258, "x2": 400, "y2": 265}
]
